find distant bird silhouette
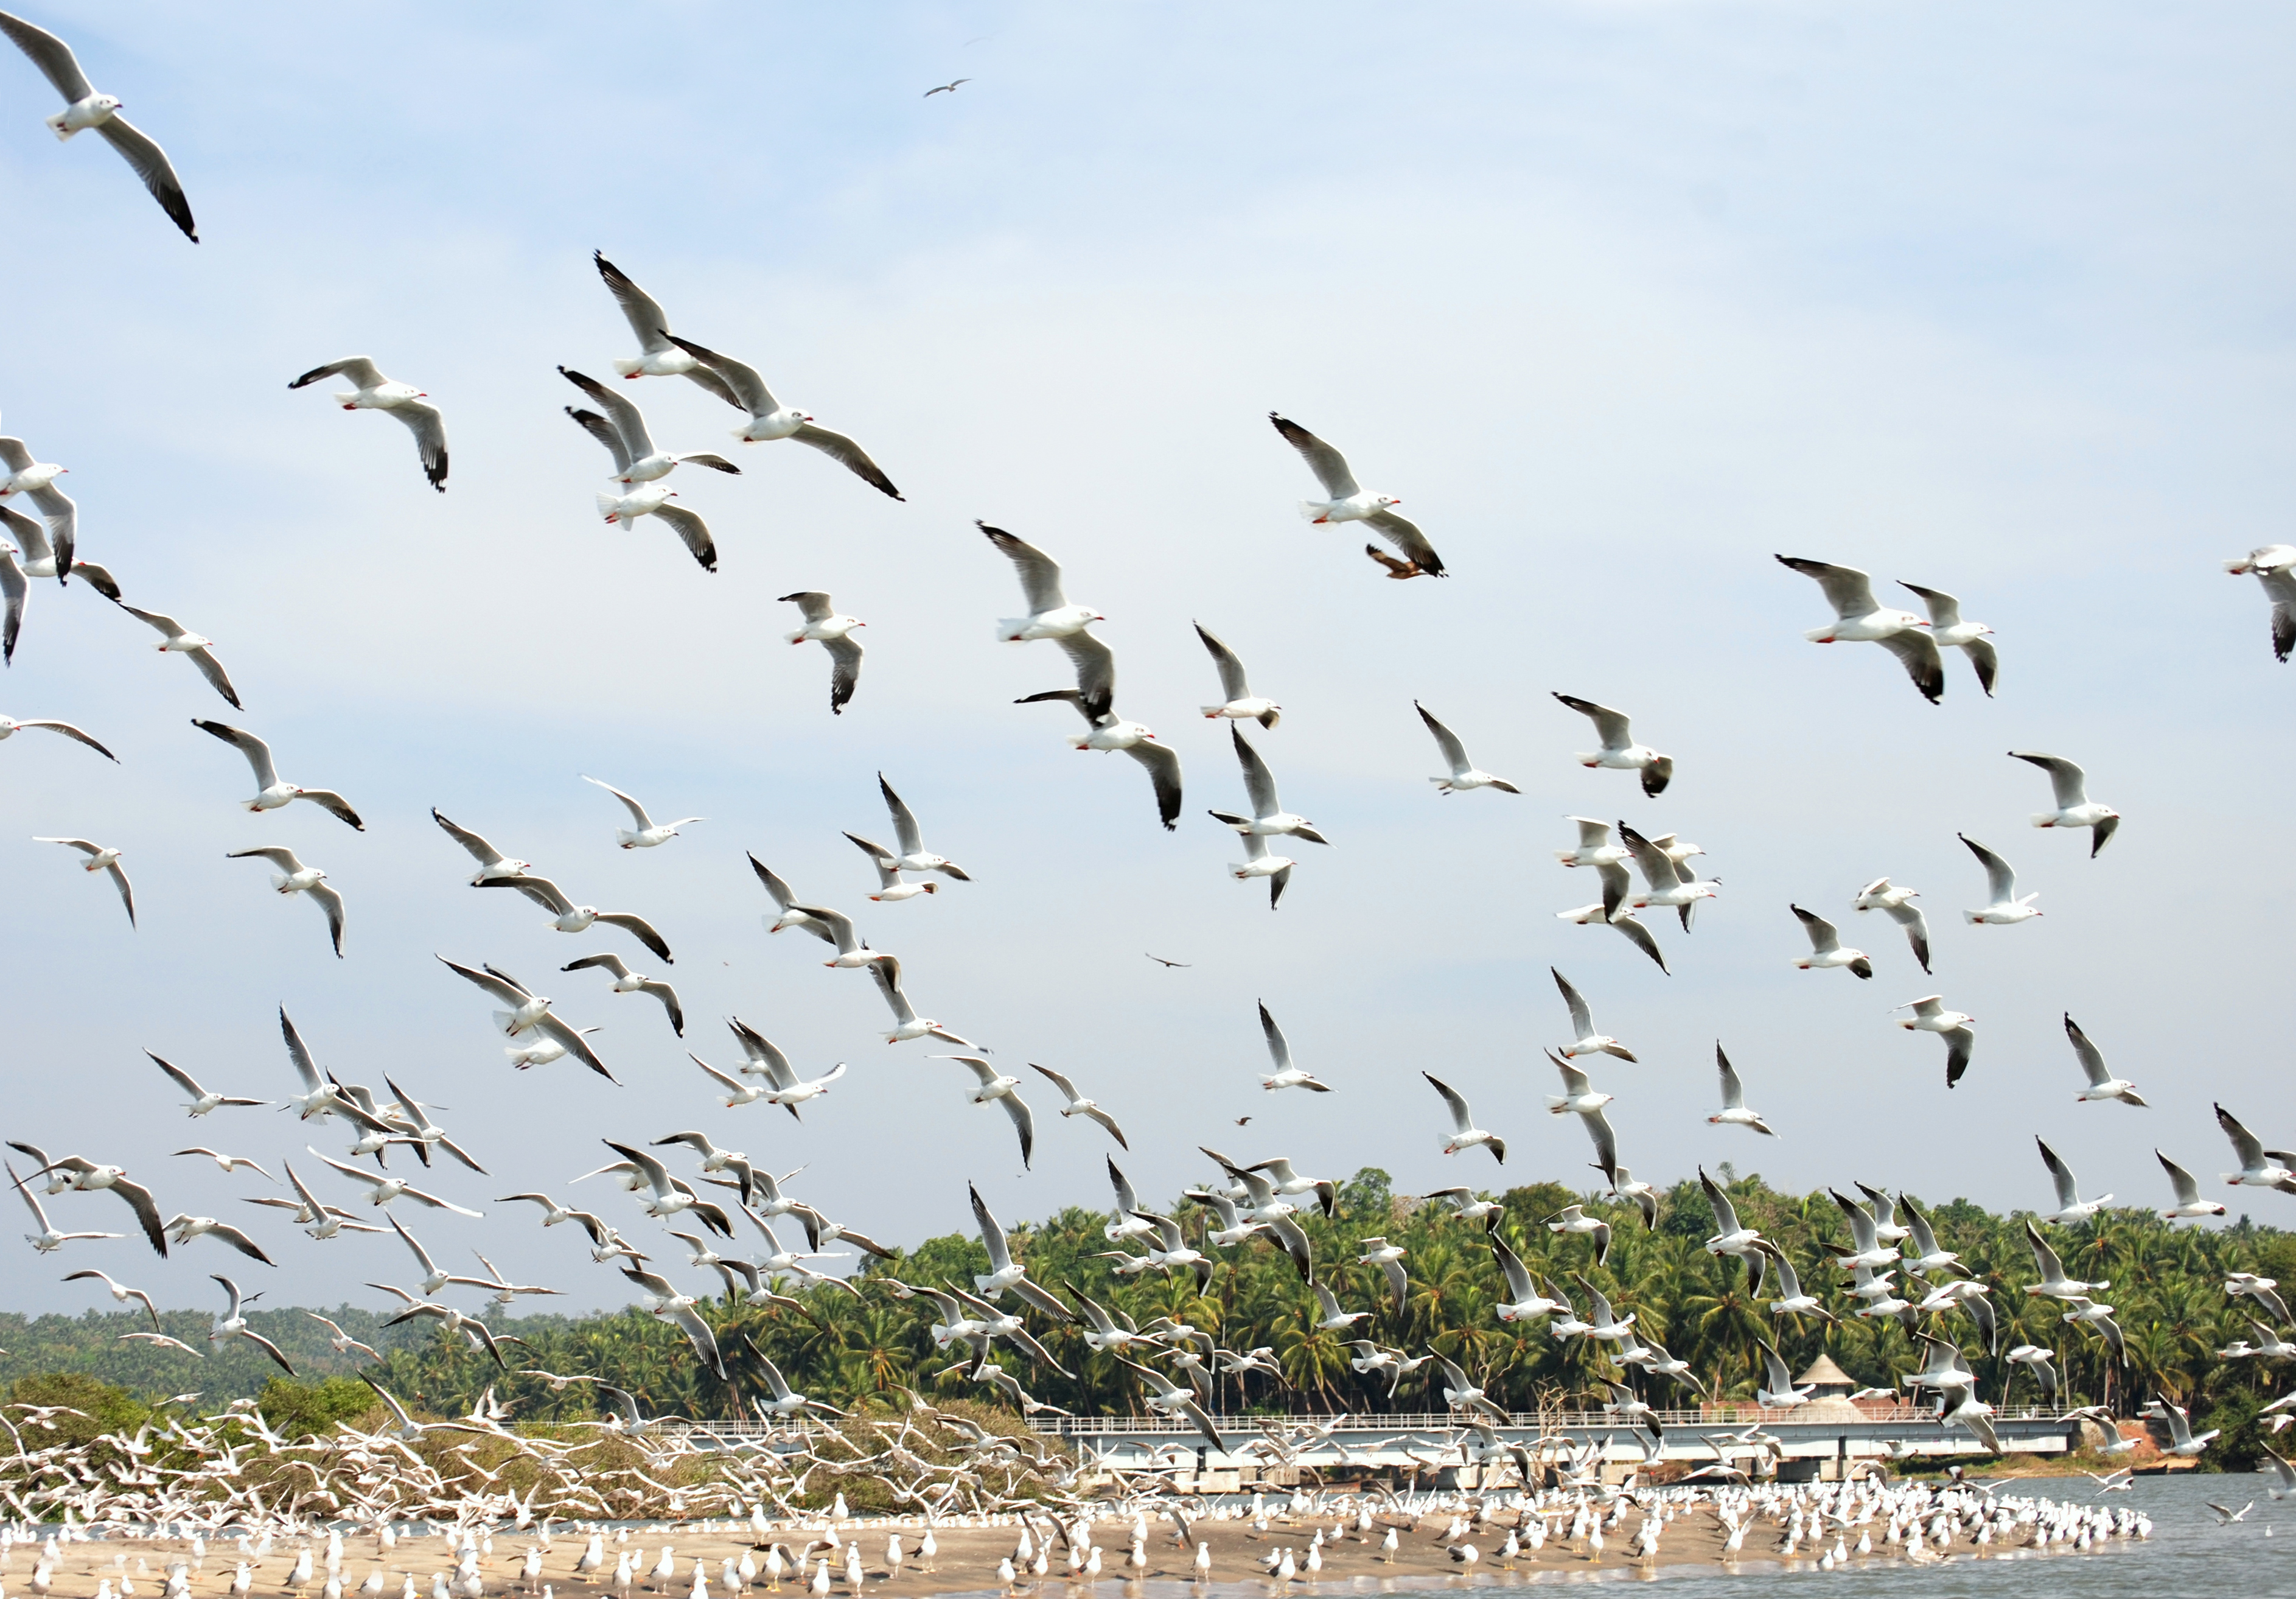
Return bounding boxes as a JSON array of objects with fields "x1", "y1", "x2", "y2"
[
  {"x1": 924, "y1": 79, "x2": 971, "y2": 97},
  {"x1": 1145, "y1": 953, "x2": 1191, "y2": 968}
]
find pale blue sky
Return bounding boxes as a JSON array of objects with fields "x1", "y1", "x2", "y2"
[{"x1": 1, "y1": 2, "x2": 2290, "y2": 1315}]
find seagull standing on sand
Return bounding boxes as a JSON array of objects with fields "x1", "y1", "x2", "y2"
[
  {"x1": 1894, "y1": 995, "x2": 1975, "y2": 1088},
  {"x1": 581, "y1": 776, "x2": 700, "y2": 849},
  {"x1": 1958, "y1": 834, "x2": 2039, "y2": 924},
  {"x1": 0, "y1": 11, "x2": 197, "y2": 240},
  {"x1": 2009, "y1": 752, "x2": 2120, "y2": 856},
  {"x1": 114, "y1": 604, "x2": 241, "y2": 708},
  {"x1": 1708, "y1": 1046, "x2": 1777, "y2": 1137},
  {"x1": 1193, "y1": 624, "x2": 1282, "y2": 728},
  {"x1": 288, "y1": 360, "x2": 447, "y2": 491},
  {"x1": 191, "y1": 720, "x2": 364, "y2": 829},
  {"x1": 1552, "y1": 695, "x2": 1672, "y2": 796},
  {"x1": 780, "y1": 593, "x2": 864, "y2": 715},
  {"x1": 2224, "y1": 545, "x2": 2296, "y2": 662},
  {"x1": 1267, "y1": 413, "x2": 1445, "y2": 575},
  {"x1": 660, "y1": 334, "x2": 903, "y2": 500},
  {"x1": 1773, "y1": 555, "x2": 1942, "y2": 702},
  {"x1": 1852, "y1": 878, "x2": 1931, "y2": 973},
  {"x1": 32, "y1": 834, "x2": 134, "y2": 926},
  {"x1": 1789, "y1": 905, "x2": 1869, "y2": 978},
  {"x1": 225, "y1": 847, "x2": 344, "y2": 957},
  {"x1": 1415, "y1": 702, "x2": 1516, "y2": 794}
]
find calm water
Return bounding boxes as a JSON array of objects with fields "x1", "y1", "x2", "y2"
[{"x1": 1047, "y1": 1474, "x2": 2295, "y2": 1599}]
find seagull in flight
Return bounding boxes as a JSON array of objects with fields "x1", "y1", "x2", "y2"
[
  {"x1": 225, "y1": 847, "x2": 344, "y2": 957},
  {"x1": 923, "y1": 79, "x2": 971, "y2": 96},
  {"x1": 32, "y1": 835, "x2": 134, "y2": 926},
  {"x1": 1852, "y1": 877, "x2": 1931, "y2": 973},
  {"x1": 2225, "y1": 544, "x2": 2296, "y2": 662},
  {"x1": 191, "y1": 720, "x2": 363, "y2": 829},
  {"x1": 1894, "y1": 995, "x2": 1975, "y2": 1088},
  {"x1": 591, "y1": 251, "x2": 741, "y2": 402},
  {"x1": 0, "y1": 11, "x2": 197, "y2": 240},
  {"x1": 781, "y1": 592, "x2": 864, "y2": 715},
  {"x1": 114, "y1": 604, "x2": 241, "y2": 707},
  {"x1": 288, "y1": 360, "x2": 447, "y2": 491},
  {"x1": 1773, "y1": 554, "x2": 1942, "y2": 702},
  {"x1": 1268, "y1": 413, "x2": 1445, "y2": 575},
  {"x1": 2009, "y1": 751, "x2": 2120, "y2": 856},
  {"x1": 581, "y1": 775, "x2": 700, "y2": 849},
  {"x1": 662, "y1": 333, "x2": 903, "y2": 500}
]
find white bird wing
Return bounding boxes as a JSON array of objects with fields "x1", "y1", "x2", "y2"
[
  {"x1": 192, "y1": 719, "x2": 277, "y2": 789},
  {"x1": 946, "y1": 1055, "x2": 1001, "y2": 1090},
  {"x1": 591, "y1": 252, "x2": 679, "y2": 356},
  {"x1": 1362, "y1": 506, "x2": 1440, "y2": 572},
  {"x1": 1029, "y1": 1062, "x2": 1081, "y2": 1105},
  {"x1": 2217, "y1": 1102, "x2": 2267, "y2": 1167},
  {"x1": 1775, "y1": 555, "x2": 1880, "y2": 619},
  {"x1": 384, "y1": 399, "x2": 448, "y2": 491},
  {"x1": 1959, "y1": 834, "x2": 2017, "y2": 903},
  {"x1": 1551, "y1": 968, "x2": 1596, "y2": 1037},
  {"x1": 1122, "y1": 739, "x2": 1184, "y2": 831},
  {"x1": 1055, "y1": 631, "x2": 1116, "y2": 715},
  {"x1": 781, "y1": 589, "x2": 835, "y2": 623},
  {"x1": 116, "y1": 602, "x2": 187, "y2": 642},
  {"x1": 1896, "y1": 580, "x2": 1964, "y2": 630},
  {"x1": 1414, "y1": 702, "x2": 1470, "y2": 774},
  {"x1": 288, "y1": 357, "x2": 386, "y2": 390},
  {"x1": 2063, "y1": 1015, "x2": 2112, "y2": 1088},
  {"x1": 183, "y1": 645, "x2": 242, "y2": 709},
  {"x1": 1549, "y1": 1052, "x2": 1593, "y2": 1099},
  {"x1": 1193, "y1": 622, "x2": 1251, "y2": 702},
  {"x1": 646, "y1": 503, "x2": 720, "y2": 570},
  {"x1": 789, "y1": 423, "x2": 902, "y2": 500},
  {"x1": 998, "y1": 1093, "x2": 1035, "y2": 1167},
  {"x1": 557, "y1": 367, "x2": 656, "y2": 461},
  {"x1": 582, "y1": 776, "x2": 655, "y2": 832},
  {"x1": 660, "y1": 331, "x2": 780, "y2": 417},
  {"x1": 308, "y1": 882, "x2": 347, "y2": 957},
  {"x1": 565, "y1": 405, "x2": 632, "y2": 475},
  {"x1": 1701, "y1": 1169, "x2": 1743, "y2": 1236},
  {"x1": 2010, "y1": 751, "x2": 2088, "y2": 810},
  {"x1": 431, "y1": 810, "x2": 512, "y2": 871},
  {"x1": 1268, "y1": 414, "x2": 1359, "y2": 499},
  {"x1": 1423, "y1": 1072, "x2": 1474, "y2": 1135},
  {"x1": 1257, "y1": 1002, "x2": 1294, "y2": 1075},
  {"x1": 0, "y1": 12, "x2": 93, "y2": 101},
  {"x1": 1228, "y1": 724, "x2": 1282, "y2": 817},
  {"x1": 1876, "y1": 629, "x2": 1945, "y2": 702},
  {"x1": 879, "y1": 774, "x2": 925, "y2": 856},
  {"x1": 822, "y1": 633, "x2": 862, "y2": 713},
  {"x1": 1716, "y1": 1047, "x2": 1748, "y2": 1110},
  {"x1": 969, "y1": 1184, "x2": 1013, "y2": 1272},
  {"x1": 92, "y1": 114, "x2": 196, "y2": 242},
  {"x1": 226, "y1": 845, "x2": 303, "y2": 872},
  {"x1": 1792, "y1": 904, "x2": 1841, "y2": 954},
  {"x1": 2037, "y1": 1139, "x2": 2081, "y2": 1209},
  {"x1": 1578, "y1": 1106, "x2": 1617, "y2": 1175},
  {"x1": 2156, "y1": 1150, "x2": 2201, "y2": 1206},
  {"x1": 1554, "y1": 695, "x2": 1630, "y2": 752},
  {"x1": 867, "y1": 954, "x2": 918, "y2": 1025},
  {"x1": 435, "y1": 956, "x2": 529, "y2": 1007},
  {"x1": 792, "y1": 902, "x2": 860, "y2": 955},
  {"x1": 978, "y1": 523, "x2": 1067, "y2": 613}
]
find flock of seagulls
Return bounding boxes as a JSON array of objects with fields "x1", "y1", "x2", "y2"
[{"x1": 0, "y1": 13, "x2": 2289, "y2": 1570}]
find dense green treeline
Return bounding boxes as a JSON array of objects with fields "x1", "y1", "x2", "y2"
[{"x1": 10, "y1": 1169, "x2": 2290, "y2": 1468}]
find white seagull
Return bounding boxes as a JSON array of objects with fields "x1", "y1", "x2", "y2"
[
  {"x1": 1790, "y1": 904, "x2": 1870, "y2": 978},
  {"x1": 1268, "y1": 412, "x2": 1444, "y2": 575},
  {"x1": 1895, "y1": 995, "x2": 1976, "y2": 1088},
  {"x1": 871, "y1": 774, "x2": 969, "y2": 879},
  {"x1": 0, "y1": 438, "x2": 79, "y2": 583},
  {"x1": 430, "y1": 809, "x2": 532, "y2": 884},
  {"x1": 0, "y1": 711, "x2": 114, "y2": 761},
  {"x1": 1209, "y1": 724, "x2": 1328, "y2": 845},
  {"x1": 1959, "y1": 833, "x2": 2039, "y2": 924},
  {"x1": 981, "y1": 523, "x2": 1102, "y2": 641},
  {"x1": 558, "y1": 366, "x2": 740, "y2": 486},
  {"x1": 574, "y1": 407, "x2": 720, "y2": 573},
  {"x1": 225, "y1": 846, "x2": 344, "y2": 957},
  {"x1": 1255, "y1": 1002, "x2": 1331, "y2": 1092},
  {"x1": 1416, "y1": 701, "x2": 1517, "y2": 794},
  {"x1": 1552, "y1": 968, "x2": 1636, "y2": 1061},
  {"x1": 2062, "y1": 1013, "x2": 2144, "y2": 1106},
  {"x1": 288, "y1": 359, "x2": 447, "y2": 491},
  {"x1": 1773, "y1": 555, "x2": 1942, "y2": 702},
  {"x1": 1229, "y1": 830, "x2": 1296, "y2": 909},
  {"x1": 937, "y1": 1058, "x2": 1035, "y2": 1167},
  {"x1": 561, "y1": 952, "x2": 683, "y2": 1037},
  {"x1": 780, "y1": 592, "x2": 864, "y2": 715},
  {"x1": 313, "y1": 1150, "x2": 481, "y2": 1217},
  {"x1": 659, "y1": 332, "x2": 903, "y2": 499},
  {"x1": 867, "y1": 954, "x2": 981, "y2": 1049},
  {"x1": 1552, "y1": 693, "x2": 1672, "y2": 796},
  {"x1": 33, "y1": 834, "x2": 134, "y2": 926},
  {"x1": 478, "y1": 874, "x2": 673, "y2": 962},
  {"x1": 1622, "y1": 822, "x2": 1718, "y2": 929},
  {"x1": 2225, "y1": 544, "x2": 2296, "y2": 662},
  {"x1": 1028, "y1": 1064, "x2": 1128, "y2": 1149},
  {"x1": 2010, "y1": 751, "x2": 2120, "y2": 856},
  {"x1": 2155, "y1": 1150, "x2": 2226, "y2": 1221},
  {"x1": 1193, "y1": 623, "x2": 1281, "y2": 728},
  {"x1": 190, "y1": 719, "x2": 363, "y2": 829},
  {"x1": 435, "y1": 957, "x2": 614, "y2": 1082},
  {"x1": 114, "y1": 604, "x2": 240, "y2": 708},
  {"x1": 0, "y1": 12, "x2": 197, "y2": 240},
  {"x1": 208, "y1": 1276, "x2": 295, "y2": 1373},
  {"x1": 1015, "y1": 682, "x2": 1184, "y2": 831},
  {"x1": 1899, "y1": 581, "x2": 1997, "y2": 696},
  {"x1": 1852, "y1": 877, "x2": 1931, "y2": 973},
  {"x1": 12, "y1": 1158, "x2": 121, "y2": 1252},
  {"x1": 580, "y1": 775, "x2": 699, "y2": 850},
  {"x1": 2215, "y1": 1103, "x2": 2296, "y2": 1194},
  {"x1": 1423, "y1": 1072, "x2": 1504, "y2": 1163},
  {"x1": 591, "y1": 251, "x2": 742, "y2": 401},
  {"x1": 1, "y1": 505, "x2": 117, "y2": 659},
  {"x1": 1708, "y1": 1045, "x2": 1776, "y2": 1136},
  {"x1": 145, "y1": 1051, "x2": 266, "y2": 1118}
]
